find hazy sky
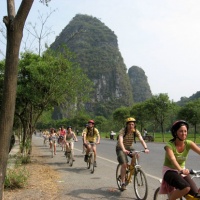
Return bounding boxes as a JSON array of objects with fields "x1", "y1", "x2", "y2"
[{"x1": 1, "y1": 0, "x2": 200, "y2": 102}]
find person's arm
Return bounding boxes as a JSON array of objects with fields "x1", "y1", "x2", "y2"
[
  {"x1": 137, "y1": 130, "x2": 149, "y2": 153},
  {"x1": 73, "y1": 132, "x2": 78, "y2": 141},
  {"x1": 96, "y1": 131, "x2": 100, "y2": 144},
  {"x1": 190, "y1": 141, "x2": 200, "y2": 154},
  {"x1": 83, "y1": 131, "x2": 87, "y2": 144},
  {"x1": 138, "y1": 135, "x2": 149, "y2": 153}
]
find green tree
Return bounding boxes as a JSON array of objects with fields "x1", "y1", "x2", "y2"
[
  {"x1": 0, "y1": 1, "x2": 35, "y2": 197},
  {"x1": 14, "y1": 50, "x2": 92, "y2": 155},
  {"x1": 178, "y1": 99, "x2": 200, "y2": 142},
  {"x1": 145, "y1": 94, "x2": 172, "y2": 142},
  {"x1": 113, "y1": 106, "x2": 130, "y2": 128},
  {"x1": 130, "y1": 102, "x2": 148, "y2": 133}
]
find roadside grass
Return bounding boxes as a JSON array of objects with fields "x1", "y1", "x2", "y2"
[
  {"x1": 5, "y1": 155, "x2": 30, "y2": 189},
  {"x1": 100, "y1": 131, "x2": 200, "y2": 144}
]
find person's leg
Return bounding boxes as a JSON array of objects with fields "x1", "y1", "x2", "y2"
[
  {"x1": 93, "y1": 145, "x2": 97, "y2": 161},
  {"x1": 84, "y1": 143, "x2": 91, "y2": 162},
  {"x1": 164, "y1": 170, "x2": 191, "y2": 200},
  {"x1": 54, "y1": 142, "x2": 56, "y2": 155},
  {"x1": 92, "y1": 145, "x2": 97, "y2": 167},
  {"x1": 184, "y1": 175, "x2": 198, "y2": 196},
  {"x1": 116, "y1": 148, "x2": 128, "y2": 190},
  {"x1": 49, "y1": 140, "x2": 52, "y2": 149},
  {"x1": 70, "y1": 142, "x2": 75, "y2": 161}
]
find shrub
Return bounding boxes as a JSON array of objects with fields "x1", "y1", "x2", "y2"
[{"x1": 4, "y1": 167, "x2": 29, "y2": 189}]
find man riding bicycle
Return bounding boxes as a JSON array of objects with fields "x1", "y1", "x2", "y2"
[
  {"x1": 116, "y1": 117, "x2": 149, "y2": 191},
  {"x1": 83, "y1": 120, "x2": 100, "y2": 167}
]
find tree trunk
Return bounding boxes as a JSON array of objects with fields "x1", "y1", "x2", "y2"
[{"x1": 0, "y1": 1, "x2": 33, "y2": 199}]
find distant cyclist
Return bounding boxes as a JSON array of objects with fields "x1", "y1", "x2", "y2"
[
  {"x1": 116, "y1": 117, "x2": 149, "y2": 191},
  {"x1": 64, "y1": 126, "x2": 78, "y2": 162},
  {"x1": 49, "y1": 128, "x2": 57, "y2": 155},
  {"x1": 58, "y1": 126, "x2": 66, "y2": 151},
  {"x1": 83, "y1": 120, "x2": 100, "y2": 167}
]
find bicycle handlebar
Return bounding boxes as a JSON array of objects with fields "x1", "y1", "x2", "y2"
[
  {"x1": 190, "y1": 169, "x2": 200, "y2": 175},
  {"x1": 128, "y1": 150, "x2": 145, "y2": 158}
]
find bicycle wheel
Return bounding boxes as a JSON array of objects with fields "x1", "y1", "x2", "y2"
[
  {"x1": 87, "y1": 154, "x2": 91, "y2": 169},
  {"x1": 90, "y1": 153, "x2": 94, "y2": 174},
  {"x1": 116, "y1": 164, "x2": 122, "y2": 190},
  {"x1": 69, "y1": 152, "x2": 73, "y2": 167},
  {"x1": 133, "y1": 168, "x2": 148, "y2": 200},
  {"x1": 153, "y1": 187, "x2": 169, "y2": 200}
]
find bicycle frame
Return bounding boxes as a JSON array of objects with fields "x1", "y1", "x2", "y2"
[
  {"x1": 126, "y1": 150, "x2": 144, "y2": 182},
  {"x1": 86, "y1": 142, "x2": 96, "y2": 173},
  {"x1": 116, "y1": 150, "x2": 148, "y2": 200}
]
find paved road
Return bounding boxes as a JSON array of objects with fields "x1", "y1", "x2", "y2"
[{"x1": 32, "y1": 134, "x2": 200, "y2": 200}]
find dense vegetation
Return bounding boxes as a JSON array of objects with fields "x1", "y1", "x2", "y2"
[{"x1": 50, "y1": 14, "x2": 152, "y2": 118}]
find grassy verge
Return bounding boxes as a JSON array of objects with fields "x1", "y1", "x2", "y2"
[
  {"x1": 100, "y1": 132, "x2": 200, "y2": 144},
  {"x1": 5, "y1": 155, "x2": 30, "y2": 189}
]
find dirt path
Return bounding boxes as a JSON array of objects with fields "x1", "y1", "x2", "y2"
[{"x1": 4, "y1": 145, "x2": 62, "y2": 200}]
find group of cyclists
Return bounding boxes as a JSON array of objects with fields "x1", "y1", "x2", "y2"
[
  {"x1": 40, "y1": 116, "x2": 200, "y2": 200},
  {"x1": 41, "y1": 119, "x2": 100, "y2": 166}
]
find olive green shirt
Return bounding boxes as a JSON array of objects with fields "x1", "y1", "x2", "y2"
[{"x1": 164, "y1": 140, "x2": 192, "y2": 169}]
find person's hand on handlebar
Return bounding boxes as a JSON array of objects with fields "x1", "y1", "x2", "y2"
[
  {"x1": 144, "y1": 148, "x2": 149, "y2": 153},
  {"x1": 180, "y1": 168, "x2": 190, "y2": 175},
  {"x1": 123, "y1": 149, "x2": 130, "y2": 155}
]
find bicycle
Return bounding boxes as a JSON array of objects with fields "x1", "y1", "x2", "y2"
[
  {"x1": 153, "y1": 169, "x2": 200, "y2": 200},
  {"x1": 65, "y1": 141, "x2": 76, "y2": 167},
  {"x1": 85, "y1": 142, "x2": 96, "y2": 174},
  {"x1": 116, "y1": 150, "x2": 148, "y2": 200}
]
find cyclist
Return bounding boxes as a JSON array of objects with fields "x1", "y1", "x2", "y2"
[
  {"x1": 83, "y1": 120, "x2": 100, "y2": 167},
  {"x1": 116, "y1": 117, "x2": 149, "y2": 191},
  {"x1": 65, "y1": 126, "x2": 78, "y2": 162},
  {"x1": 58, "y1": 126, "x2": 66, "y2": 151},
  {"x1": 43, "y1": 129, "x2": 49, "y2": 146},
  {"x1": 49, "y1": 128, "x2": 57, "y2": 155},
  {"x1": 159, "y1": 120, "x2": 200, "y2": 200}
]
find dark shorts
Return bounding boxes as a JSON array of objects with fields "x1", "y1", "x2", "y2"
[
  {"x1": 164, "y1": 170, "x2": 198, "y2": 196},
  {"x1": 116, "y1": 147, "x2": 134, "y2": 164}
]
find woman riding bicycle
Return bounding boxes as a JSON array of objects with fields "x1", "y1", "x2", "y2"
[
  {"x1": 64, "y1": 126, "x2": 78, "y2": 162},
  {"x1": 49, "y1": 128, "x2": 57, "y2": 155},
  {"x1": 160, "y1": 120, "x2": 200, "y2": 200},
  {"x1": 116, "y1": 117, "x2": 149, "y2": 191}
]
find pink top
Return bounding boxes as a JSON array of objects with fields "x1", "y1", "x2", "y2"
[{"x1": 60, "y1": 129, "x2": 66, "y2": 136}]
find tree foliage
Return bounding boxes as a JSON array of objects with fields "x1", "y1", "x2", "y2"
[
  {"x1": 13, "y1": 50, "x2": 92, "y2": 154},
  {"x1": 178, "y1": 99, "x2": 200, "y2": 141},
  {"x1": 144, "y1": 93, "x2": 172, "y2": 141}
]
